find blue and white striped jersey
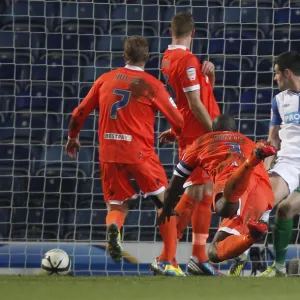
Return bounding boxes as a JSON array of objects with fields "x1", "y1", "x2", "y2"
[{"x1": 270, "y1": 90, "x2": 300, "y2": 158}]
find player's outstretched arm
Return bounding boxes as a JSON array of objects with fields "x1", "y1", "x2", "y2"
[
  {"x1": 157, "y1": 174, "x2": 186, "y2": 225},
  {"x1": 66, "y1": 80, "x2": 100, "y2": 158},
  {"x1": 158, "y1": 154, "x2": 197, "y2": 224},
  {"x1": 154, "y1": 85, "x2": 184, "y2": 135}
]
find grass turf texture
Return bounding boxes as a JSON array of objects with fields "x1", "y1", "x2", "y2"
[{"x1": 1, "y1": 276, "x2": 300, "y2": 300}]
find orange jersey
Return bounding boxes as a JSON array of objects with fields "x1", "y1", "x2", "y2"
[
  {"x1": 68, "y1": 65, "x2": 184, "y2": 164},
  {"x1": 175, "y1": 131, "x2": 270, "y2": 185},
  {"x1": 162, "y1": 45, "x2": 220, "y2": 146}
]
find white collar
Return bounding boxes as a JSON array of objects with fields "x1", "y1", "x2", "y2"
[
  {"x1": 125, "y1": 64, "x2": 144, "y2": 71},
  {"x1": 168, "y1": 44, "x2": 188, "y2": 51}
]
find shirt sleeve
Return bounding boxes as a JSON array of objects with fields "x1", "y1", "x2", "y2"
[
  {"x1": 174, "y1": 142, "x2": 199, "y2": 178},
  {"x1": 152, "y1": 83, "x2": 184, "y2": 135},
  {"x1": 270, "y1": 96, "x2": 282, "y2": 126},
  {"x1": 178, "y1": 55, "x2": 201, "y2": 93},
  {"x1": 68, "y1": 77, "x2": 102, "y2": 138}
]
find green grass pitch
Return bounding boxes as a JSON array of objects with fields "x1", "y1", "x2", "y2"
[{"x1": 1, "y1": 276, "x2": 300, "y2": 300}]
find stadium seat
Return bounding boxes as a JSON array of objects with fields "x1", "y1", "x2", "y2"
[
  {"x1": 95, "y1": 35, "x2": 112, "y2": 53},
  {"x1": 1, "y1": 1, "x2": 46, "y2": 32},
  {"x1": 224, "y1": 87, "x2": 240, "y2": 103},
  {"x1": 0, "y1": 81, "x2": 16, "y2": 112},
  {"x1": 35, "y1": 145, "x2": 94, "y2": 179},
  {"x1": 241, "y1": 89, "x2": 257, "y2": 104},
  {"x1": 147, "y1": 54, "x2": 160, "y2": 70},
  {"x1": 143, "y1": 5, "x2": 159, "y2": 21},
  {"x1": 112, "y1": 53, "x2": 125, "y2": 68},
  {"x1": 257, "y1": 57, "x2": 273, "y2": 72},
  {"x1": 0, "y1": 51, "x2": 30, "y2": 81},
  {"x1": 0, "y1": 31, "x2": 14, "y2": 48},
  {"x1": 81, "y1": 62, "x2": 110, "y2": 83},
  {"x1": 257, "y1": 40, "x2": 273, "y2": 56},
  {"x1": 0, "y1": 207, "x2": 10, "y2": 239},
  {"x1": 111, "y1": 21, "x2": 158, "y2": 37},
  {"x1": 274, "y1": 8, "x2": 290, "y2": 24}
]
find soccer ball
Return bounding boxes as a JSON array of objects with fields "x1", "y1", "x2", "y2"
[{"x1": 41, "y1": 249, "x2": 71, "y2": 275}]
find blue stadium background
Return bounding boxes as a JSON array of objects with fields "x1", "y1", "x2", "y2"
[{"x1": 0, "y1": 0, "x2": 300, "y2": 249}]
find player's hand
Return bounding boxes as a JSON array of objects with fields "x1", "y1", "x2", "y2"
[
  {"x1": 157, "y1": 208, "x2": 180, "y2": 225},
  {"x1": 158, "y1": 129, "x2": 176, "y2": 144},
  {"x1": 66, "y1": 137, "x2": 80, "y2": 159},
  {"x1": 202, "y1": 61, "x2": 215, "y2": 76}
]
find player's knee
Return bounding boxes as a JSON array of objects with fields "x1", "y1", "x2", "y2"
[
  {"x1": 277, "y1": 200, "x2": 293, "y2": 220},
  {"x1": 185, "y1": 184, "x2": 203, "y2": 202},
  {"x1": 215, "y1": 196, "x2": 238, "y2": 218},
  {"x1": 203, "y1": 180, "x2": 214, "y2": 196},
  {"x1": 207, "y1": 243, "x2": 220, "y2": 263},
  {"x1": 109, "y1": 202, "x2": 129, "y2": 215}
]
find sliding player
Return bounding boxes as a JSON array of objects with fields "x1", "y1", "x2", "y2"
[
  {"x1": 153, "y1": 12, "x2": 220, "y2": 275},
  {"x1": 66, "y1": 36, "x2": 185, "y2": 276},
  {"x1": 158, "y1": 114, "x2": 276, "y2": 267},
  {"x1": 256, "y1": 51, "x2": 300, "y2": 277}
]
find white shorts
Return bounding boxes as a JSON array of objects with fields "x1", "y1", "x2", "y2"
[{"x1": 269, "y1": 157, "x2": 300, "y2": 194}]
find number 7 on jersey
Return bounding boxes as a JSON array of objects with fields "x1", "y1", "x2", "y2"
[{"x1": 110, "y1": 89, "x2": 131, "y2": 119}]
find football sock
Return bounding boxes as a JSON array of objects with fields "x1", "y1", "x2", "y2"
[
  {"x1": 216, "y1": 234, "x2": 254, "y2": 261},
  {"x1": 106, "y1": 210, "x2": 126, "y2": 230},
  {"x1": 175, "y1": 194, "x2": 198, "y2": 240},
  {"x1": 191, "y1": 194, "x2": 213, "y2": 263},
  {"x1": 224, "y1": 159, "x2": 255, "y2": 203},
  {"x1": 273, "y1": 219, "x2": 293, "y2": 265},
  {"x1": 158, "y1": 212, "x2": 178, "y2": 266}
]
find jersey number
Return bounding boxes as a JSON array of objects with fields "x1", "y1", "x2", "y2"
[
  {"x1": 225, "y1": 142, "x2": 242, "y2": 154},
  {"x1": 110, "y1": 89, "x2": 131, "y2": 119},
  {"x1": 163, "y1": 74, "x2": 176, "y2": 100}
]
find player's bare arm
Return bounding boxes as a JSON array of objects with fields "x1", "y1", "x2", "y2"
[
  {"x1": 157, "y1": 174, "x2": 186, "y2": 225},
  {"x1": 185, "y1": 89, "x2": 213, "y2": 132},
  {"x1": 264, "y1": 125, "x2": 281, "y2": 170}
]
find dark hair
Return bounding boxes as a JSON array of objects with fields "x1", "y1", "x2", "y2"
[
  {"x1": 212, "y1": 114, "x2": 237, "y2": 132},
  {"x1": 124, "y1": 36, "x2": 149, "y2": 64},
  {"x1": 274, "y1": 51, "x2": 300, "y2": 76},
  {"x1": 171, "y1": 12, "x2": 195, "y2": 38}
]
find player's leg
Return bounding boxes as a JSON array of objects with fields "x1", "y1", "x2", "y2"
[
  {"x1": 129, "y1": 153, "x2": 184, "y2": 276},
  {"x1": 257, "y1": 159, "x2": 299, "y2": 277},
  {"x1": 208, "y1": 228, "x2": 257, "y2": 264},
  {"x1": 209, "y1": 180, "x2": 272, "y2": 265},
  {"x1": 150, "y1": 191, "x2": 185, "y2": 276},
  {"x1": 172, "y1": 148, "x2": 204, "y2": 242},
  {"x1": 106, "y1": 202, "x2": 128, "y2": 262},
  {"x1": 215, "y1": 141, "x2": 276, "y2": 217},
  {"x1": 187, "y1": 180, "x2": 221, "y2": 276},
  {"x1": 155, "y1": 184, "x2": 201, "y2": 274},
  {"x1": 269, "y1": 173, "x2": 290, "y2": 206},
  {"x1": 258, "y1": 190, "x2": 300, "y2": 277},
  {"x1": 101, "y1": 162, "x2": 138, "y2": 262}
]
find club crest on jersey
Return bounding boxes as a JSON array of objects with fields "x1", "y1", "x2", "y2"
[
  {"x1": 186, "y1": 67, "x2": 196, "y2": 81},
  {"x1": 168, "y1": 96, "x2": 177, "y2": 108}
]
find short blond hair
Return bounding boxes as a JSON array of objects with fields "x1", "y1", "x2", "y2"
[
  {"x1": 124, "y1": 36, "x2": 149, "y2": 64},
  {"x1": 171, "y1": 12, "x2": 195, "y2": 38}
]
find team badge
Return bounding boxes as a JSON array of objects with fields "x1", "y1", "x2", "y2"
[{"x1": 186, "y1": 67, "x2": 196, "y2": 81}]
